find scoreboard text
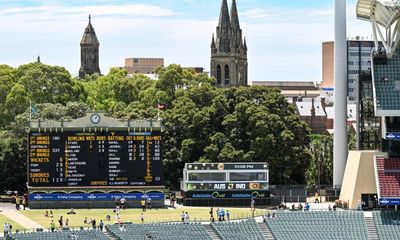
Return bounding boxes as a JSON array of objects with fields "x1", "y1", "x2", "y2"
[{"x1": 28, "y1": 131, "x2": 163, "y2": 187}]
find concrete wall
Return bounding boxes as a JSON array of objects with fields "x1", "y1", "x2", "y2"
[{"x1": 339, "y1": 150, "x2": 377, "y2": 209}]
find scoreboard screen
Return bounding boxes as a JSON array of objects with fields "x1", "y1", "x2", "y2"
[{"x1": 28, "y1": 131, "x2": 163, "y2": 187}]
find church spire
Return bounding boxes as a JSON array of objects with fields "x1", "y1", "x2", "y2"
[
  {"x1": 211, "y1": 34, "x2": 217, "y2": 54},
  {"x1": 230, "y1": 0, "x2": 240, "y2": 30},
  {"x1": 218, "y1": 0, "x2": 230, "y2": 29},
  {"x1": 211, "y1": 0, "x2": 248, "y2": 87},
  {"x1": 81, "y1": 14, "x2": 99, "y2": 45},
  {"x1": 216, "y1": 0, "x2": 231, "y2": 53},
  {"x1": 79, "y1": 14, "x2": 101, "y2": 78}
]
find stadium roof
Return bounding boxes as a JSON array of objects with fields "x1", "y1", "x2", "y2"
[{"x1": 357, "y1": 0, "x2": 400, "y2": 27}]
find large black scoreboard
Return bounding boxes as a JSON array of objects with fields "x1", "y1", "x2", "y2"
[{"x1": 28, "y1": 131, "x2": 163, "y2": 187}]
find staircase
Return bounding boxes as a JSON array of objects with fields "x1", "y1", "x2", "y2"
[
  {"x1": 104, "y1": 230, "x2": 117, "y2": 240},
  {"x1": 204, "y1": 224, "x2": 221, "y2": 240},
  {"x1": 364, "y1": 213, "x2": 379, "y2": 240},
  {"x1": 258, "y1": 222, "x2": 275, "y2": 240}
]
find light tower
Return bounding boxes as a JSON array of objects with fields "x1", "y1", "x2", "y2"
[{"x1": 333, "y1": 0, "x2": 348, "y2": 187}]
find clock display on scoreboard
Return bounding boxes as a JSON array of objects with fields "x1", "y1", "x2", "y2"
[{"x1": 28, "y1": 131, "x2": 163, "y2": 187}]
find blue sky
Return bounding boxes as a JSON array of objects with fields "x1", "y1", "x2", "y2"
[{"x1": 0, "y1": 0, "x2": 370, "y2": 82}]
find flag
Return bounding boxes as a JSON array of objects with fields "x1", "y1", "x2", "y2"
[
  {"x1": 31, "y1": 105, "x2": 38, "y2": 115},
  {"x1": 157, "y1": 103, "x2": 166, "y2": 110},
  {"x1": 29, "y1": 100, "x2": 38, "y2": 120}
]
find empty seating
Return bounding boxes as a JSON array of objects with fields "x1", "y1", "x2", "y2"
[
  {"x1": 266, "y1": 211, "x2": 369, "y2": 240},
  {"x1": 211, "y1": 219, "x2": 264, "y2": 240},
  {"x1": 373, "y1": 211, "x2": 400, "y2": 240},
  {"x1": 106, "y1": 222, "x2": 212, "y2": 240},
  {"x1": 376, "y1": 157, "x2": 400, "y2": 198},
  {"x1": 8, "y1": 229, "x2": 108, "y2": 240},
  {"x1": 373, "y1": 49, "x2": 400, "y2": 111}
]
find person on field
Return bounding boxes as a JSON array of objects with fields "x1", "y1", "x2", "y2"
[
  {"x1": 314, "y1": 192, "x2": 319, "y2": 203},
  {"x1": 23, "y1": 193, "x2": 28, "y2": 210},
  {"x1": 181, "y1": 211, "x2": 185, "y2": 223},
  {"x1": 141, "y1": 199, "x2": 146, "y2": 212},
  {"x1": 184, "y1": 212, "x2": 190, "y2": 224},
  {"x1": 58, "y1": 216, "x2": 63, "y2": 228},
  {"x1": 99, "y1": 220, "x2": 104, "y2": 231},
  {"x1": 67, "y1": 208, "x2": 76, "y2": 215},
  {"x1": 22, "y1": 197, "x2": 27, "y2": 210},
  {"x1": 120, "y1": 197, "x2": 126, "y2": 209},
  {"x1": 305, "y1": 202, "x2": 310, "y2": 211},
  {"x1": 15, "y1": 196, "x2": 20, "y2": 210},
  {"x1": 3, "y1": 222, "x2": 9, "y2": 236},
  {"x1": 50, "y1": 220, "x2": 56, "y2": 232},
  {"x1": 251, "y1": 198, "x2": 256, "y2": 209},
  {"x1": 146, "y1": 197, "x2": 152, "y2": 210},
  {"x1": 91, "y1": 219, "x2": 96, "y2": 230}
]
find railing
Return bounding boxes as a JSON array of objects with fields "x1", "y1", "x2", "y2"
[{"x1": 269, "y1": 185, "x2": 341, "y2": 206}]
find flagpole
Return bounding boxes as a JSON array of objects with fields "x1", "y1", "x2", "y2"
[
  {"x1": 157, "y1": 102, "x2": 160, "y2": 120},
  {"x1": 29, "y1": 100, "x2": 32, "y2": 121}
]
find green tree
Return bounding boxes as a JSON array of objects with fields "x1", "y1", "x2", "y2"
[
  {"x1": 0, "y1": 131, "x2": 27, "y2": 192},
  {"x1": 16, "y1": 62, "x2": 85, "y2": 104},
  {"x1": 162, "y1": 84, "x2": 312, "y2": 189},
  {"x1": 306, "y1": 134, "x2": 333, "y2": 185}
]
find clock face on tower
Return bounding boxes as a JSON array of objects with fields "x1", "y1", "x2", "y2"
[{"x1": 90, "y1": 114, "x2": 101, "y2": 124}]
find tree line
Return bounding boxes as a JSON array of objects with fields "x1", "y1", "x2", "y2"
[{"x1": 0, "y1": 62, "x2": 332, "y2": 192}]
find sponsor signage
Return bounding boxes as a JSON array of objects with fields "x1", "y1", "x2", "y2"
[
  {"x1": 385, "y1": 133, "x2": 400, "y2": 140},
  {"x1": 184, "y1": 190, "x2": 270, "y2": 199},
  {"x1": 186, "y1": 163, "x2": 268, "y2": 171},
  {"x1": 379, "y1": 198, "x2": 400, "y2": 205},
  {"x1": 29, "y1": 193, "x2": 164, "y2": 202},
  {"x1": 186, "y1": 182, "x2": 268, "y2": 191}
]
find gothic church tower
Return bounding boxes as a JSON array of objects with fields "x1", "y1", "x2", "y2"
[
  {"x1": 211, "y1": 0, "x2": 248, "y2": 87},
  {"x1": 79, "y1": 15, "x2": 101, "y2": 78}
]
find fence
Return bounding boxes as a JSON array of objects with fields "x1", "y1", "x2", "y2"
[{"x1": 269, "y1": 185, "x2": 341, "y2": 206}]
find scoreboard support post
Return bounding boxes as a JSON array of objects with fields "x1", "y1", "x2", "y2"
[{"x1": 27, "y1": 113, "x2": 165, "y2": 209}]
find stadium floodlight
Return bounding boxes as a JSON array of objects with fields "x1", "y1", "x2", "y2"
[
  {"x1": 357, "y1": 0, "x2": 400, "y2": 56},
  {"x1": 333, "y1": 0, "x2": 348, "y2": 187}
]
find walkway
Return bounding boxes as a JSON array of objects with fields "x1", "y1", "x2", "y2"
[{"x1": 0, "y1": 210, "x2": 43, "y2": 229}]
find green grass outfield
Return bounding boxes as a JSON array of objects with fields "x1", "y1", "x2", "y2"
[
  {"x1": 22, "y1": 207, "x2": 264, "y2": 228},
  {"x1": 0, "y1": 214, "x2": 26, "y2": 231}
]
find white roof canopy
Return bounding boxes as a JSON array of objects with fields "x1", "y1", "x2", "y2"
[
  {"x1": 357, "y1": 0, "x2": 400, "y2": 55},
  {"x1": 357, "y1": 0, "x2": 400, "y2": 27}
]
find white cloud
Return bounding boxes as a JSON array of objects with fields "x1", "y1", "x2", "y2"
[
  {"x1": 0, "y1": 4, "x2": 176, "y2": 23},
  {"x1": 0, "y1": 1, "x2": 374, "y2": 81}
]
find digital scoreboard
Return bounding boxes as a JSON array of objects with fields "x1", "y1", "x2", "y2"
[{"x1": 28, "y1": 131, "x2": 163, "y2": 187}]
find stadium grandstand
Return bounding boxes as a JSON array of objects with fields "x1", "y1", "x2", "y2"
[
  {"x1": 106, "y1": 222, "x2": 212, "y2": 240},
  {"x1": 337, "y1": 0, "x2": 400, "y2": 211},
  {"x1": 6, "y1": 229, "x2": 108, "y2": 240},
  {"x1": 266, "y1": 211, "x2": 369, "y2": 240},
  {"x1": 4, "y1": 210, "x2": 400, "y2": 240}
]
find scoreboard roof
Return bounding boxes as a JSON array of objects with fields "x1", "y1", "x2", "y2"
[
  {"x1": 29, "y1": 113, "x2": 162, "y2": 131},
  {"x1": 184, "y1": 162, "x2": 268, "y2": 171}
]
